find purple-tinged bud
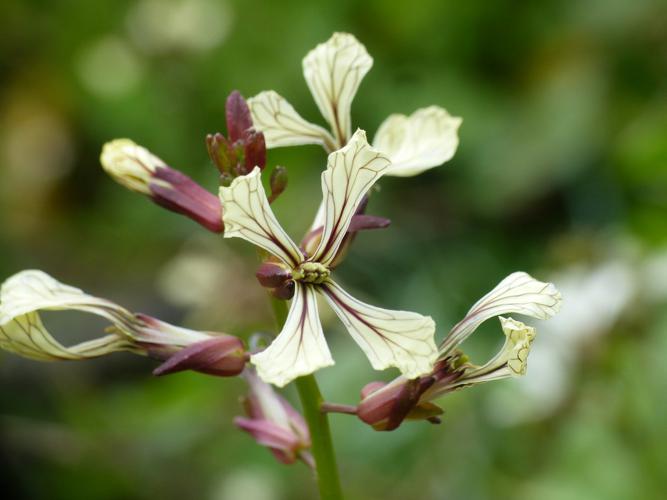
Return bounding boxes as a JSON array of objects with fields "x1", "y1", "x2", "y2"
[
  {"x1": 206, "y1": 132, "x2": 236, "y2": 175},
  {"x1": 226, "y1": 90, "x2": 253, "y2": 143},
  {"x1": 235, "y1": 369, "x2": 313, "y2": 467},
  {"x1": 153, "y1": 335, "x2": 246, "y2": 377},
  {"x1": 101, "y1": 139, "x2": 223, "y2": 233},
  {"x1": 268, "y1": 165, "x2": 288, "y2": 203},
  {"x1": 255, "y1": 262, "x2": 295, "y2": 300},
  {"x1": 347, "y1": 214, "x2": 391, "y2": 232},
  {"x1": 242, "y1": 129, "x2": 267, "y2": 174},
  {"x1": 357, "y1": 376, "x2": 442, "y2": 431}
]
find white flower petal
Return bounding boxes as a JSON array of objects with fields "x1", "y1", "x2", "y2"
[
  {"x1": 310, "y1": 130, "x2": 390, "y2": 266},
  {"x1": 100, "y1": 138, "x2": 168, "y2": 194},
  {"x1": 251, "y1": 283, "x2": 334, "y2": 387},
  {"x1": 302, "y1": 32, "x2": 372, "y2": 147},
  {"x1": 248, "y1": 91, "x2": 335, "y2": 150},
  {"x1": 440, "y1": 272, "x2": 562, "y2": 357},
  {"x1": 319, "y1": 279, "x2": 437, "y2": 379},
  {"x1": 0, "y1": 270, "x2": 138, "y2": 360},
  {"x1": 454, "y1": 317, "x2": 537, "y2": 387},
  {"x1": 219, "y1": 167, "x2": 303, "y2": 267},
  {"x1": 373, "y1": 106, "x2": 462, "y2": 177}
]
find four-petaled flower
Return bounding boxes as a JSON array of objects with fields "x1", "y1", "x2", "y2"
[
  {"x1": 219, "y1": 129, "x2": 438, "y2": 387},
  {"x1": 248, "y1": 32, "x2": 462, "y2": 177}
]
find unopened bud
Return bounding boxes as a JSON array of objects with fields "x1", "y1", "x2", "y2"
[
  {"x1": 268, "y1": 165, "x2": 288, "y2": 203},
  {"x1": 153, "y1": 335, "x2": 246, "y2": 377},
  {"x1": 357, "y1": 377, "x2": 442, "y2": 431},
  {"x1": 226, "y1": 90, "x2": 253, "y2": 143},
  {"x1": 206, "y1": 132, "x2": 236, "y2": 175},
  {"x1": 235, "y1": 369, "x2": 313, "y2": 467},
  {"x1": 255, "y1": 262, "x2": 295, "y2": 300},
  {"x1": 101, "y1": 139, "x2": 223, "y2": 233},
  {"x1": 101, "y1": 139, "x2": 162, "y2": 195},
  {"x1": 242, "y1": 129, "x2": 267, "y2": 174}
]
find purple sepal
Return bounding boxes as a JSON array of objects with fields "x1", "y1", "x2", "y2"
[
  {"x1": 150, "y1": 166, "x2": 223, "y2": 233},
  {"x1": 153, "y1": 335, "x2": 246, "y2": 377}
]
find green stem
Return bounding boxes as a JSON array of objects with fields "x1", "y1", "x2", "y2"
[{"x1": 269, "y1": 297, "x2": 344, "y2": 500}]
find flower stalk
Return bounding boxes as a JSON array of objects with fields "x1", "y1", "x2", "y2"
[{"x1": 270, "y1": 296, "x2": 343, "y2": 500}]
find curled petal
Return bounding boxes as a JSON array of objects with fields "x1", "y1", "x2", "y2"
[
  {"x1": 446, "y1": 317, "x2": 536, "y2": 391},
  {"x1": 319, "y1": 279, "x2": 438, "y2": 379},
  {"x1": 0, "y1": 270, "x2": 140, "y2": 360},
  {"x1": 0, "y1": 271, "x2": 214, "y2": 362},
  {"x1": 251, "y1": 283, "x2": 334, "y2": 387},
  {"x1": 440, "y1": 272, "x2": 561, "y2": 357},
  {"x1": 374, "y1": 106, "x2": 462, "y2": 177},
  {"x1": 303, "y1": 32, "x2": 373, "y2": 147},
  {"x1": 219, "y1": 167, "x2": 303, "y2": 267},
  {"x1": 248, "y1": 91, "x2": 335, "y2": 150},
  {"x1": 310, "y1": 130, "x2": 391, "y2": 266}
]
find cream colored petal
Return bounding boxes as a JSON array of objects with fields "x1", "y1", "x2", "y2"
[
  {"x1": 310, "y1": 130, "x2": 390, "y2": 266},
  {"x1": 248, "y1": 91, "x2": 336, "y2": 150},
  {"x1": 100, "y1": 138, "x2": 169, "y2": 194},
  {"x1": 219, "y1": 167, "x2": 303, "y2": 268},
  {"x1": 251, "y1": 283, "x2": 334, "y2": 387},
  {"x1": 373, "y1": 106, "x2": 462, "y2": 177},
  {"x1": 0, "y1": 270, "x2": 138, "y2": 360},
  {"x1": 440, "y1": 272, "x2": 561, "y2": 357},
  {"x1": 319, "y1": 279, "x2": 438, "y2": 379},
  {"x1": 302, "y1": 32, "x2": 372, "y2": 148},
  {"x1": 452, "y1": 317, "x2": 536, "y2": 387}
]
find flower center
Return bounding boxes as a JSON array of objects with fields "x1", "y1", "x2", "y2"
[{"x1": 293, "y1": 262, "x2": 330, "y2": 285}]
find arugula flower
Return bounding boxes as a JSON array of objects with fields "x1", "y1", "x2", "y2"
[
  {"x1": 356, "y1": 272, "x2": 562, "y2": 430},
  {"x1": 0, "y1": 270, "x2": 246, "y2": 376},
  {"x1": 219, "y1": 130, "x2": 438, "y2": 387},
  {"x1": 248, "y1": 32, "x2": 461, "y2": 177}
]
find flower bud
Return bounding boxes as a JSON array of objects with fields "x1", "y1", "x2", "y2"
[
  {"x1": 206, "y1": 132, "x2": 236, "y2": 175},
  {"x1": 152, "y1": 334, "x2": 246, "y2": 377},
  {"x1": 235, "y1": 369, "x2": 313, "y2": 467},
  {"x1": 255, "y1": 262, "x2": 295, "y2": 300},
  {"x1": 226, "y1": 90, "x2": 253, "y2": 143},
  {"x1": 101, "y1": 139, "x2": 223, "y2": 233},
  {"x1": 242, "y1": 129, "x2": 266, "y2": 174},
  {"x1": 356, "y1": 377, "x2": 442, "y2": 431},
  {"x1": 268, "y1": 165, "x2": 288, "y2": 203}
]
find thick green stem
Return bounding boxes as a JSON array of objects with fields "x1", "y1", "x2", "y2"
[
  {"x1": 296, "y1": 375, "x2": 343, "y2": 500},
  {"x1": 269, "y1": 297, "x2": 344, "y2": 500}
]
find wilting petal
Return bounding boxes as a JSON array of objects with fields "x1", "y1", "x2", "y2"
[
  {"x1": 302, "y1": 32, "x2": 373, "y2": 147},
  {"x1": 248, "y1": 91, "x2": 335, "y2": 150},
  {"x1": 440, "y1": 272, "x2": 562, "y2": 357},
  {"x1": 251, "y1": 283, "x2": 334, "y2": 387},
  {"x1": 373, "y1": 106, "x2": 462, "y2": 177},
  {"x1": 319, "y1": 279, "x2": 437, "y2": 379},
  {"x1": 0, "y1": 271, "x2": 217, "y2": 362},
  {"x1": 310, "y1": 130, "x2": 391, "y2": 266},
  {"x1": 448, "y1": 317, "x2": 536, "y2": 389},
  {"x1": 0, "y1": 270, "x2": 139, "y2": 360},
  {"x1": 219, "y1": 167, "x2": 303, "y2": 268}
]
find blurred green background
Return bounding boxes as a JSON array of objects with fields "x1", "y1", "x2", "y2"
[{"x1": 1, "y1": 0, "x2": 666, "y2": 499}]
